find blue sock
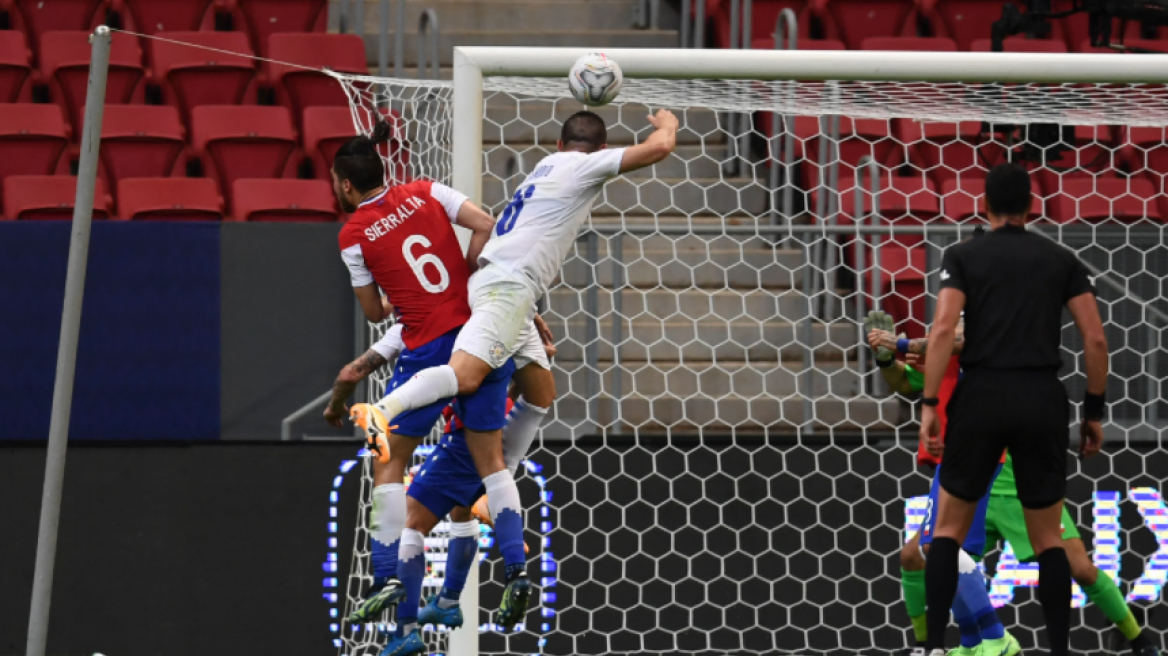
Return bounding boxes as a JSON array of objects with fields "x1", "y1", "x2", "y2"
[
  {"x1": 396, "y1": 529, "x2": 425, "y2": 638},
  {"x1": 441, "y1": 526, "x2": 479, "y2": 601},
  {"x1": 957, "y1": 550, "x2": 1005, "y2": 641},
  {"x1": 372, "y1": 538, "x2": 399, "y2": 582},
  {"x1": 483, "y1": 470, "x2": 526, "y2": 577},
  {"x1": 951, "y1": 587, "x2": 984, "y2": 648}
]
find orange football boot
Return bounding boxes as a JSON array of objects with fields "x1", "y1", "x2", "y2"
[{"x1": 350, "y1": 403, "x2": 393, "y2": 464}]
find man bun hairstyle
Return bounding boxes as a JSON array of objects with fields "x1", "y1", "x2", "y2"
[
  {"x1": 333, "y1": 121, "x2": 394, "y2": 194},
  {"x1": 560, "y1": 110, "x2": 607, "y2": 152},
  {"x1": 984, "y1": 162, "x2": 1032, "y2": 217}
]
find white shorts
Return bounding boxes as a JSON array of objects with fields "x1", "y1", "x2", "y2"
[
  {"x1": 454, "y1": 264, "x2": 537, "y2": 369},
  {"x1": 513, "y1": 322, "x2": 550, "y2": 371}
]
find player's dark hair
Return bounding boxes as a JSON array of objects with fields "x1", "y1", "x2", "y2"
[
  {"x1": 985, "y1": 162, "x2": 1032, "y2": 217},
  {"x1": 332, "y1": 121, "x2": 393, "y2": 193},
  {"x1": 560, "y1": 110, "x2": 607, "y2": 152}
]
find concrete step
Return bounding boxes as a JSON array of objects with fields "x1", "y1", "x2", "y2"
[
  {"x1": 483, "y1": 102, "x2": 722, "y2": 147},
  {"x1": 546, "y1": 318, "x2": 857, "y2": 362},
  {"x1": 357, "y1": 30, "x2": 677, "y2": 68},
  {"x1": 482, "y1": 175, "x2": 768, "y2": 216},
  {"x1": 545, "y1": 390, "x2": 900, "y2": 435},
  {"x1": 557, "y1": 246, "x2": 803, "y2": 289},
  {"x1": 547, "y1": 287, "x2": 814, "y2": 324},
  {"x1": 486, "y1": 144, "x2": 727, "y2": 180},
  {"x1": 331, "y1": 0, "x2": 650, "y2": 34}
]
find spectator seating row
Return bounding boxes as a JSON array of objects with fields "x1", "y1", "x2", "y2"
[
  {"x1": 0, "y1": 0, "x2": 327, "y2": 63},
  {"x1": 0, "y1": 29, "x2": 367, "y2": 137},
  {"x1": 0, "y1": 102, "x2": 402, "y2": 212},
  {"x1": 710, "y1": 0, "x2": 1167, "y2": 52},
  {"x1": 2, "y1": 175, "x2": 338, "y2": 221}
]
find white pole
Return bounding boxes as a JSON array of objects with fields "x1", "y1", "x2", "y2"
[
  {"x1": 448, "y1": 46, "x2": 484, "y2": 656},
  {"x1": 26, "y1": 25, "x2": 111, "y2": 656}
]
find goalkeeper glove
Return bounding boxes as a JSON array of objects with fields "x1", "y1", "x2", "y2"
[{"x1": 862, "y1": 310, "x2": 897, "y2": 368}]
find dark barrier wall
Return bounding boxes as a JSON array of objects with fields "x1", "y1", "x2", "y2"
[
  {"x1": 0, "y1": 443, "x2": 358, "y2": 656},
  {"x1": 0, "y1": 223, "x2": 355, "y2": 440}
]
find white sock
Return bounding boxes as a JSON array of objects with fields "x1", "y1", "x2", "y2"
[
  {"x1": 376, "y1": 365, "x2": 458, "y2": 417},
  {"x1": 400, "y1": 527, "x2": 425, "y2": 561},
  {"x1": 372, "y1": 483, "x2": 405, "y2": 548},
  {"x1": 483, "y1": 470, "x2": 522, "y2": 517},
  {"x1": 958, "y1": 548, "x2": 980, "y2": 576},
  {"x1": 502, "y1": 397, "x2": 549, "y2": 476}
]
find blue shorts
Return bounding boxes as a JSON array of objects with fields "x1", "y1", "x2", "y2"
[
  {"x1": 408, "y1": 429, "x2": 487, "y2": 518},
  {"x1": 387, "y1": 328, "x2": 517, "y2": 437},
  {"x1": 919, "y1": 463, "x2": 1002, "y2": 557}
]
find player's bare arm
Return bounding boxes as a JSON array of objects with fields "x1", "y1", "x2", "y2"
[
  {"x1": 618, "y1": 109, "x2": 679, "y2": 174},
  {"x1": 1067, "y1": 291, "x2": 1108, "y2": 458},
  {"x1": 454, "y1": 201, "x2": 497, "y2": 273},
  {"x1": 353, "y1": 283, "x2": 392, "y2": 323},
  {"x1": 870, "y1": 322, "x2": 965, "y2": 356},
  {"x1": 325, "y1": 349, "x2": 390, "y2": 428},
  {"x1": 919, "y1": 287, "x2": 965, "y2": 456}
]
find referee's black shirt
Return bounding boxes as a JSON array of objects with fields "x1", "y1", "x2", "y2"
[{"x1": 939, "y1": 224, "x2": 1096, "y2": 372}]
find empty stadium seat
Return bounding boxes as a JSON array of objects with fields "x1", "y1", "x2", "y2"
[
  {"x1": 117, "y1": 177, "x2": 222, "y2": 220},
  {"x1": 1031, "y1": 125, "x2": 1115, "y2": 195},
  {"x1": 303, "y1": 106, "x2": 408, "y2": 182},
  {"x1": 1076, "y1": 38, "x2": 1168, "y2": 53},
  {"x1": 836, "y1": 175, "x2": 941, "y2": 233},
  {"x1": 897, "y1": 120, "x2": 1005, "y2": 186},
  {"x1": 0, "y1": 103, "x2": 69, "y2": 205},
  {"x1": 875, "y1": 243, "x2": 928, "y2": 338},
  {"x1": 3, "y1": 174, "x2": 109, "y2": 219},
  {"x1": 819, "y1": 0, "x2": 918, "y2": 50},
  {"x1": 1055, "y1": 0, "x2": 1150, "y2": 51},
  {"x1": 231, "y1": 0, "x2": 328, "y2": 59},
  {"x1": 795, "y1": 116, "x2": 900, "y2": 189},
  {"x1": 939, "y1": 176, "x2": 1045, "y2": 222},
  {"x1": 40, "y1": 30, "x2": 143, "y2": 139},
  {"x1": 121, "y1": 0, "x2": 215, "y2": 35},
  {"x1": 969, "y1": 37, "x2": 1068, "y2": 52},
  {"x1": 4, "y1": 0, "x2": 107, "y2": 63},
  {"x1": 151, "y1": 31, "x2": 256, "y2": 127},
  {"x1": 100, "y1": 104, "x2": 185, "y2": 194},
  {"x1": 718, "y1": 0, "x2": 813, "y2": 49},
  {"x1": 267, "y1": 33, "x2": 367, "y2": 132},
  {"x1": 0, "y1": 29, "x2": 31, "y2": 102},
  {"x1": 860, "y1": 36, "x2": 957, "y2": 51},
  {"x1": 191, "y1": 105, "x2": 296, "y2": 209},
  {"x1": 925, "y1": 0, "x2": 1025, "y2": 51},
  {"x1": 1046, "y1": 177, "x2": 1161, "y2": 224},
  {"x1": 232, "y1": 179, "x2": 337, "y2": 222}
]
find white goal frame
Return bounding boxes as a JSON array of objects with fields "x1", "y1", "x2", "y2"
[{"x1": 444, "y1": 45, "x2": 1168, "y2": 656}]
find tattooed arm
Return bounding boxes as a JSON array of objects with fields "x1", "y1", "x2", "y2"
[
  {"x1": 869, "y1": 320, "x2": 966, "y2": 356},
  {"x1": 324, "y1": 349, "x2": 390, "y2": 428}
]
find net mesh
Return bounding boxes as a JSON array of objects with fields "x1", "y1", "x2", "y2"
[{"x1": 329, "y1": 71, "x2": 1168, "y2": 655}]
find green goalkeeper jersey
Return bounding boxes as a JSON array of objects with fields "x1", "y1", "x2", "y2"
[{"x1": 902, "y1": 364, "x2": 1018, "y2": 497}]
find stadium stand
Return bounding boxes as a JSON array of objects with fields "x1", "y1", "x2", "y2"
[
  {"x1": 924, "y1": 0, "x2": 1024, "y2": 50},
  {"x1": 714, "y1": 0, "x2": 813, "y2": 48},
  {"x1": 969, "y1": 36, "x2": 1069, "y2": 52},
  {"x1": 798, "y1": 116, "x2": 900, "y2": 188},
  {"x1": 232, "y1": 178, "x2": 337, "y2": 222},
  {"x1": 3, "y1": 0, "x2": 107, "y2": 65},
  {"x1": 41, "y1": 30, "x2": 143, "y2": 139},
  {"x1": 1047, "y1": 176, "x2": 1162, "y2": 224},
  {"x1": 267, "y1": 33, "x2": 368, "y2": 132},
  {"x1": 819, "y1": 0, "x2": 918, "y2": 49},
  {"x1": 303, "y1": 106, "x2": 406, "y2": 182},
  {"x1": 230, "y1": 0, "x2": 328, "y2": 60},
  {"x1": 117, "y1": 177, "x2": 222, "y2": 220},
  {"x1": 860, "y1": 36, "x2": 957, "y2": 51},
  {"x1": 191, "y1": 105, "x2": 297, "y2": 210},
  {"x1": 150, "y1": 31, "x2": 256, "y2": 128},
  {"x1": 0, "y1": 103, "x2": 69, "y2": 205},
  {"x1": 941, "y1": 175, "x2": 1045, "y2": 222},
  {"x1": 0, "y1": 29, "x2": 31, "y2": 102},
  {"x1": 120, "y1": 0, "x2": 217, "y2": 35},
  {"x1": 3, "y1": 174, "x2": 109, "y2": 219},
  {"x1": 896, "y1": 120, "x2": 1003, "y2": 186},
  {"x1": 99, "y1": 104, "x2": 186, "y2": 196}
]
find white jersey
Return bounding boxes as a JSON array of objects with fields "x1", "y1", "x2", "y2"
[{"x1": 479, "y1": 147, "x2": 626, "y2": 294}]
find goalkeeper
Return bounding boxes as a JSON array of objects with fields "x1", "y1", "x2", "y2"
[
  {"x1": 865, "y1": 311, "x2": 1016, "y2": 656},
  {"x1": 868, "y1": 312, "x2": 1162, "y2": 656}
]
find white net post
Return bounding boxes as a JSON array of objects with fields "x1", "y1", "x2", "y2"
[{"x1": 328, "y1": 47, "x2": 1168, "y2": 656}]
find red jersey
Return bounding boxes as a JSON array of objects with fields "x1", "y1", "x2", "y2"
[
  {"x1": 339, "y1": 180, "x2": 472, "y2": 350},
  {"x1": 917, "y1": 356, "x2": 961, "y2": 467}
]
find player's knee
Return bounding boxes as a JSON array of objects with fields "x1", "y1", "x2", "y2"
[
  {"x1": 521, "y1": 370, "x2": 555, "y2": 408},
  {"x1": 449, "y1": 505, "x2": 473, "y2": 523},
  {"x1": 901, "y1": 541, "x2": 925, "y2": 570}
]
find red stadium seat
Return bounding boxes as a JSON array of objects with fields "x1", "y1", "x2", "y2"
[
  {"x1": 100, "y1": 104, "x2": 186, "y2": 195},
  {"x1": 939, "y1": 176, "x2": 1045, "y2": 222},
  {"x1": 0, "y1": 103, "x2": 69, "y2": 205},
  {"x1": 121, "y1": 0, "x2": 215, "y2": 35},
  {"x1": 1046, "y1": 176, "x2": 1161, "y2": 224},
  {"x1": 876, "y1": 243, "x2": 928, "y2": 337},
  {"x1": 795, "y1": 116, "x2": 900, "y2": 190},
  {"x1": 818, "y1": 0, "x2": 918, "y2": 50},
  {"x1": 3, "y1": 0, "x2": 107, "y2": 64},
  {"x1": 232, "y1": 179, "x2": 337, "y2": 222},
  {"x1": 836, "y1": 175, "x2": 940, "y2": 233},
  {"x1": 0, "y1": 30, "x2": 31, "y2": 102},
  {"x1": 925, "y1": 0, "x2": 1025, "y2": 51},
  {"x1": 231, "y1": 0, "x2": 328, "y2": 59},
  {"x1": 40, "y1": 30, "x2": 143, "y2": 139},
  {"x1": 1031, "y1": 125, "x2": 1115, "y2": 196},
  {"x1": 3, "y1": 174, "x2": 109, "y2": 219},
  {"x1": 150, "y1": 31, "x2": 256, "y2": 128},
  {"x1": 1076, "y1": 38, "x2": 1168, "y2": 53},
  {"x1": 860, "y1": 36, "x2": 957, "y2": 51},
  {"x1": 752, "y1": 38, "x2": 846, "y2": 49},
  {"x1": 969, "y1": 37, "x2": 1068, "y2": 52},
  {"x1": 302, "y1": 106, "x2": 408, "y2": 182},
  {"x1": 897, "y1": 120, "x2": 1005, "y2": 186},
  {"x1": 1055, "y1": 0, "x2": 1150, "y2": 51},
  {"x1": 191, "y1": 105, "x2": 296, "y2": 209},
  {"x1": 267, "y1": 33, "x2": 367, "y2": 132},
  {"x1": 117, "y1": 177, "x2": 223, "y2": 220},
  {"x1": 717, "y1": 0, "x2": 813, "y2": 48}
]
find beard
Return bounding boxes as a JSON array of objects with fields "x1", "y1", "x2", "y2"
[{"x1": 337, "y1": 196, "x2": 358, "y2": 213}]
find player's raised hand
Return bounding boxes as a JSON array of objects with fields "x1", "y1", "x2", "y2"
[
  {"x1": 919, "y1": 405, "x2": 943, "y2": 457},
  {"x1": 324, "y1": 403, "x2": 347, "y2": 429},
  {"x1": 647, "y1": 109, "x2": 679, "y2": 132},
  {"x1": 1079, "y1": 418, "x2": 1104, "y2": 459}
]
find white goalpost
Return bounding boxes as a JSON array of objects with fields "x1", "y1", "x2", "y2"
[{"x1": 332, "y1": 47, "x2": 1168, "y2": 656}]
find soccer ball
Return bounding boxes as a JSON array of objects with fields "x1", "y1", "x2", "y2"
[{"x1": 568, "y1": 52, "x2": 623, "y2": 107}]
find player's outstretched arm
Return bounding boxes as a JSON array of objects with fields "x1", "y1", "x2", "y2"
[
  {"x1": 454, "y1": 201, "x2": 497, "y2": 273},
  {"x1": 325, "y1": 349, "x2": 390, "y2": 427},
  {"x1": 619, "y1": 109, "x2": 679, "y2": 174},
  {"x1": 1068, "y1": 291, "x2": 1108, "y2": 457}
]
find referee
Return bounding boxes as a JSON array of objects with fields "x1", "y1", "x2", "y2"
[{"x1": 919, "y1": 163, "x2": 1108, "y2": 656}]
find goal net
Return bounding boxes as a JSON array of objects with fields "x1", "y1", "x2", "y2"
[{"x1": 328, "y1": 49, "x2": 1168, "y2": 656}]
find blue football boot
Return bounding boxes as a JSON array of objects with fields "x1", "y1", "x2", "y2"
[
  {"x1": 419, "y1": 595, "x2": 464, "y2": 628},
  {"x1": 378, "y1": 628, "x2": 424, "y2": 656}
]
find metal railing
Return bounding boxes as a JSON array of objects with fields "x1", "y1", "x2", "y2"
[
  {"x1": 417, "y1": 8, "x2": 441, "y2": 80},
  {"x1": 680, "y1": 0, "x2": 706, "y2": 48},
  {"x1": 768, "y1": 8, "x2": 799, "y2": 227},
  {"x1": 633, "y1": 0, "x2": 661, "y2": 29},
  {"x1": 721, "y1": 0, "x2": 753, "y2": 176}
]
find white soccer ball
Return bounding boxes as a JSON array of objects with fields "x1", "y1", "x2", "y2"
[{"x1": 568, "y1": 52, "x2": 623, "y2": 107}]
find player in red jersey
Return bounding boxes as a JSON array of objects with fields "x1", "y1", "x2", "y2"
[{"x1": 325, "y1": 122, "x2": 554, "y2": 653}]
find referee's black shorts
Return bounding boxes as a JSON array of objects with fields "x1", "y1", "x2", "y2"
[{"x1": 939, "y1": 368, "x2": 1070, "y2": 510}]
